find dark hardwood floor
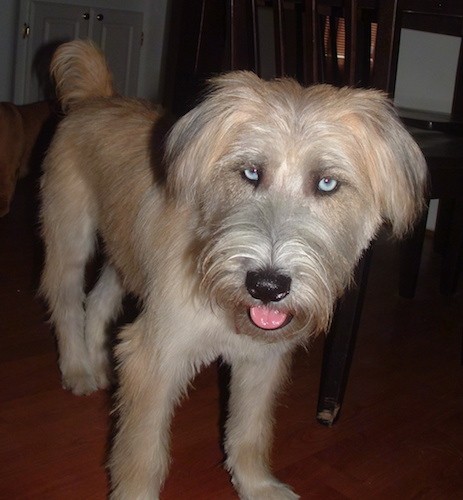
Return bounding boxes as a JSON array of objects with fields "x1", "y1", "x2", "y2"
[{"x1": 1, "y1": 172, "x2": 463, "y2": 499}]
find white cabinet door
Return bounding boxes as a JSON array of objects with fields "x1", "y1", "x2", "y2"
[
  {"x1": 21, "y1": 2, "x2": 90, "y2": 102},
  {"x1": 90, "y1": 8, "x2": 143, "y2": 96},
  {"x1": 14, "y1": 1, "x2": 143, "y2": 103}
]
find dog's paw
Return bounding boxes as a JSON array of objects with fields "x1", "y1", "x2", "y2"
[
  {"x1": 109, "y1": 480, "x2": 160, "y2": 500},
  {"x1": 110, "y1": 490, "x2": 159, "y2": 500},
  {"x1": 91, "y1": 363, "x2": 112, "y2": 390},
  {"x1": 61, "y1": 368, "x2": 99, "y2": 396},
  {"x1": 235, "y1": 478, "x2": 300, "y2": 500},
  {"x1": 61, "y1": 352, "x2": 111, "y2": 395},
  {"x1": 88, "y1": 352, "x2": 112, "y2": 390}
]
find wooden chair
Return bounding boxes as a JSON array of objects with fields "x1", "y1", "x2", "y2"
[
  {"x1": 301, "y1": 1, "x2": 463, "y2": 299},
  {"x1": 318, "y1": 0, "x2": 463, "y2": 424},
  {"x1": 372, "y1": 0, "x2": 463, "y2": 298}
]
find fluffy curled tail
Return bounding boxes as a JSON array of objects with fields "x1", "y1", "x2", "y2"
[{"x1": 51, "y1": 39, "x2": 114, "y2": 112}]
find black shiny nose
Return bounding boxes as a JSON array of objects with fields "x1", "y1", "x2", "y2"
[{"x1": 245, "y1": 270, "x2": 291, "y2": 303}]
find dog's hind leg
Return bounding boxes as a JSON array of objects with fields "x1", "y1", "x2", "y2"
[
  {"x1": 40, "y1": 167, "x2": 98, "y2": 395},
  {"x1": 85, "y1": 264, "x2": 124, "y2": 389},
  {"x1": 225, "y1": 349, "x2": 300, "y2": 500}
]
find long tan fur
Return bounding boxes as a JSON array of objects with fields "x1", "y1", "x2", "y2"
[
  {"x1": 51, "y1": 39, "x2": 114, "y2": 112},
  {"x1": 40, "y1": 40, "x2": 427, "y2": 499}
]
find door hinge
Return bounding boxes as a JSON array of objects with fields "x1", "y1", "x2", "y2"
[
  {"x1": 22, "y1": 23, "x2": 31, "y2": 39},
  {"x1": 141, "y1": 31, "x2": 144, "y2": 46}
]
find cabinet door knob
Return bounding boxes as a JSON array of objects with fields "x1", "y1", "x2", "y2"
[
  {"x1": 82, "y1": 12, "x2": 90, "y2": 20},
  {"x1": 97, "y1": 14, "x2": 104, "y2": 21}
]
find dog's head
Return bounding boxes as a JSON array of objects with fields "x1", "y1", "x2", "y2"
[{"x1": 165, "y1": 72, "x2": 428, "y2": 342}]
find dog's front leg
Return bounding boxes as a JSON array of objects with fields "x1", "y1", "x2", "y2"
[
  {"x1": 109, "y1": 317, "x2": 196, "y2": 500},
  {"x1": 225, "y1": 348, "x2": 300, "y2": 500}
]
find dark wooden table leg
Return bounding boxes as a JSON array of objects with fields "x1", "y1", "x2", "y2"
[
  {"x1": 316, "y1": 245, "x2": 372, "y2": 427},
  {"x1": 440, "y1": 197, "x2": 463, "y2": 296}
]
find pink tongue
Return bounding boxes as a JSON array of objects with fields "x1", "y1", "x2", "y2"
[{"x1": 249, "y1": 306, "x2": 288, "y2": 330}]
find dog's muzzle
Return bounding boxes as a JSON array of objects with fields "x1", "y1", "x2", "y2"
[{"x1": 245, "y1": 270, "x2": 292, "y2": 330}]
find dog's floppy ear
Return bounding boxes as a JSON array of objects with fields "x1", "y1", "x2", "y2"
[
  {"x1": 164, "y1": 71, "x2": 263, "y2": 202},
  {"x1": 341, "y1": 89, "x2": 428, "y2": 237}
]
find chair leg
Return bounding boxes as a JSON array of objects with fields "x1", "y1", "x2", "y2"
[
  {"x1": 316, "y1": 246, "x2": 372, "y2": 426},
  {"x1": 440, "y1": 197, "x2": 463, "y2": 295},
  {"x1": 399, "y1": 206, "x2": 429, "y2": 298},
  {"x1": 433, "y1": 198, "x2": 454, "y2": 254},
  {"x1": 461, "y1": 327, "x2": 463, "y2": 366}
]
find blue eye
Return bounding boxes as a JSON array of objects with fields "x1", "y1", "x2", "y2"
[
  {"x1": 317, "y1": 176, "x2": 338, "y2": 193},
  {"x1": 242, "y1": 166, "x2": 261, "y2": 185}
]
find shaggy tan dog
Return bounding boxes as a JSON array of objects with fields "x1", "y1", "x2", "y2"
[
  {"x1": 40, "y1": 40, "x2": 427, "y2": 499},
  {"x1": 0, "y1": 100, "x2": 53, "y2": 216}
]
